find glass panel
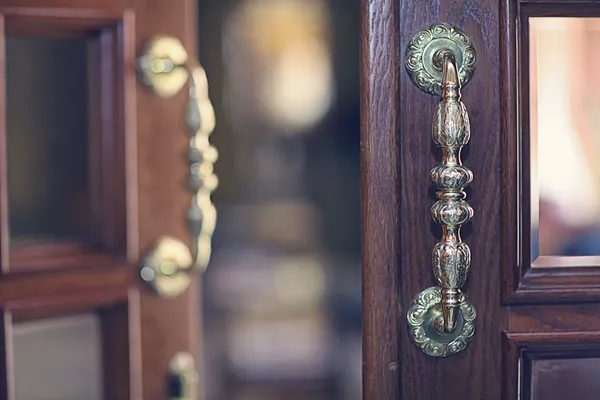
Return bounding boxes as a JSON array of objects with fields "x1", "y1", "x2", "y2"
[
  {"x1": 531, "y1": 18, "x2": 600, "y2": 259},
  {"x1": 6, "y1": 37, "x2": 94, "y2": 245},
  {"x1": 13, "y1": 314, "x2": 103, "y2": 400},
  {"x1": 532, "y1": 358, "x2": 600, "y2": 399}
]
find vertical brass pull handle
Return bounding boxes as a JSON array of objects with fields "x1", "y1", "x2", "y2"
[
  {"x1": 405, "y1": 24, "x2": 477, "y2": 357},
  {"x1": 186, "y1": 63, "x2": 218, "y2": 270},
  {"x1": 136, "y1": 36, "x2": 218, "y2": 298}
]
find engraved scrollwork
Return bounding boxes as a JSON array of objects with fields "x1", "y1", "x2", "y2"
[
  {"x1": 405, "y1": 23, "x2": 476, "y2": 96},
  {"x1": 429, "y1": 52, "x2": 474, "y2": 334},
  {"x1": 405, "y1": 24, "x2": 477, "y2": 358},
  {"x1": 430, "y1": 165, "x2": 473, "y2": 189},
  {"x1": 432, "y1": 241, "x2": 471, "y2": 288},
  {"x1": 407, "y1": 287, "x2": 476, "y2": 358}
]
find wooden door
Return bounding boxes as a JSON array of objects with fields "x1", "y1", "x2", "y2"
[
  {"x1": 0, "y1": 0, "x2": 209, "y2": 399},
  {"x1": 362, "y1": 0, "x2": 600, "y2": 399}
]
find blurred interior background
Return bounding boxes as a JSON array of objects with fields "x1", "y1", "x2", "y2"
[
  {"x1": 2, "y1": 0, "x2": 360, "y2": 398},
  {"x1": 198, "y1": 0, "x2": 361, "y2": 399}
]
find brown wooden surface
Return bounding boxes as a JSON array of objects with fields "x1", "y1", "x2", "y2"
[
  {"x1": 360, "y1": 0, "x2": 401, "y2": 398},
  {"x1": 0, "y1": 0, "x2": 200, "y2": 399},
  {"x1": 134, "y1": 0, "x2": 200, "y2": 398},
  {"x1": 362, "y1": 0, "x2": 504, "y2": 398},
  {"x1": 363, "y1": 1, "x2": 600, "y2": 399}
]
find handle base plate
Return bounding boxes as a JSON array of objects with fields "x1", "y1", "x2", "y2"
[
  {"x1": 405, "y1": 23, "x2": 477, "y2": 96},
  {"x1": 406, "y1": 286, "x2": 476, "y2": 358},
  {"x1": 137, "y1": 36, "x2": 189, "y2": 98},
  {"x1": 140, "y1": 236, "x2": 193, "y2": 298}
]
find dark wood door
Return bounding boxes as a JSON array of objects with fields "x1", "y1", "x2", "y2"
[
  {"x1": 0, "y1": 0, "x2": 209, "y2": 399},
  {"x1": 362, "y1": 1, "x2": 600, "y2": 399}
]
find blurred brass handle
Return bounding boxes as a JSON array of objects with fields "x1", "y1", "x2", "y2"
[
  {"x1": 405, "y1": 24, "x2": 477, "y2": 357},
  {"x1": 169, "y1": 352, "x2": 198, "y2": 400},
  {"x1": 136, "y1": 36, "x2": 218, "y2": 298}
]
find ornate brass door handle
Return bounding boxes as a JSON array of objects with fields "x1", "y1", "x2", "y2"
[
  {"x1": 405, "y1": 24, "x2": 477, "y2": 357},
  {"x1": 136, "y1": 36, "x2": 218, "y2": 298}
]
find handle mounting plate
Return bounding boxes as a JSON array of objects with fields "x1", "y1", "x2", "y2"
[
  {"x1": 404, "y1": 24, "x2": 478, "y2": 357},
  {"x1": 140, "y1": 236, "x2": 193, "y2": 298},
  {"x1": 405, "y1": 23, "x2": 477, "y2": 96},
  {"x1": 407, "y1": 286, "x2": 476, "y2": 358},
  {"x1": 137, "y1": 36, "x2": 189, "y2": 98}
]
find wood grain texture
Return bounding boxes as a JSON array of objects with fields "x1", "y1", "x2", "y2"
[
  {"x1": 510, "y1": 303, "x2": 600, "y2": 331},
  {"x1": 366, "y1": 0, "x2": 600, "y2": 398},
  {"x1": 360, "y1": 0, "x2": 401, "y2": 398},
  {"x1": 0, "y1": 0, "x2": 126, "y2": 11},
  {"x1": 362, "y1": 0, "x2": 505, "y2": 398},
  {"x1": 397, "y1": 0, "x2": 504, "y2": 398},
  {"x1": 500, "y1": 0, "x2": 519, "y2": 303}
]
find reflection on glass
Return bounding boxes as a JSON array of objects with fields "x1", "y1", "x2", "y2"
[
  {"x1": 532, "y1": 358, "x2": 600, "y2": 399},
  {"x1": 531, "y1": 18, "x2": 600, "y2": 259},
  {"x1": 6, "y1": 37, "x2": 94, "y2": 245},
  {"x1": 13, "y1": 314, "x2": 103, "y2": 400}
]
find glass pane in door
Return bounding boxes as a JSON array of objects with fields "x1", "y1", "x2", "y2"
[
  {"x1": 12, "y1": 314, "x2": 103, "y2": 400},
  {"x1": 531, "y1": 358, "x2": 600, "y2": 399},
  {"x1": 530, "y1": 18, "x2": 600, "y2": 260},
  {"x1": 6, "y1": 37, "x2": 96, "y2": 246}
]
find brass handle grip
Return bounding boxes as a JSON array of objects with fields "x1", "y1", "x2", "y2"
[
  {"x1": 405, "y1": 24, "x2": 477, "y2": 357},
  {"x1": 136, "y1": 36, "x2": 218, "y2": 298}
]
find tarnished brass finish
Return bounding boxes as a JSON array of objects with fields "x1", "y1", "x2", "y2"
[
  {"x1": 405, "y1": 25, "x2": 477, "y2": 357},
  {"x1": 405, "y1": 23, "x2": 476, "y2": 96},
  {"x1": 407, "y1": 287, "x2": 476, "y2": 357},
  {"x1": 137, "y1": 36, "x2": 218, "y2": 298}
]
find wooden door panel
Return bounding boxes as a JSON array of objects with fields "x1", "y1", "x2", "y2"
[
  {"x1": 0, "y1": 5, "x2": 126, "y2": 37},
  {"x1": 0, "y1": 0, "x2": 126, "y2": 13},
  {"x1": 134, "y1": 1, "x2": 201, "y2": 397},
  {"x1": 0, "y1": 0, "x2": 201, "y2": 399},
  {"x1": 364, "y1": 0, "x2": 600, "y2": 399},
  {"x1": 3, "y1": 24, "x2": 130, "y2": 273},
  {"x1": 503, "y1": 1, "x2": 600, "y2": 305},
  {"x1": 362, "y1": 0, "x2": 504, "y2": 398},
  {"x1": 505, "y1": 332, "x2": 600, "y2": 399},
  {"x1": 360, "y1": 0, "x2": 401, "y2": 398},
  {"x1": 505, "y1": 3, "x2": 600, "y2": 397}
]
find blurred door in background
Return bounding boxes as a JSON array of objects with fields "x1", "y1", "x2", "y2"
[{"x1": 0, "y1": 0, "x2": 205, "y2": 398}]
